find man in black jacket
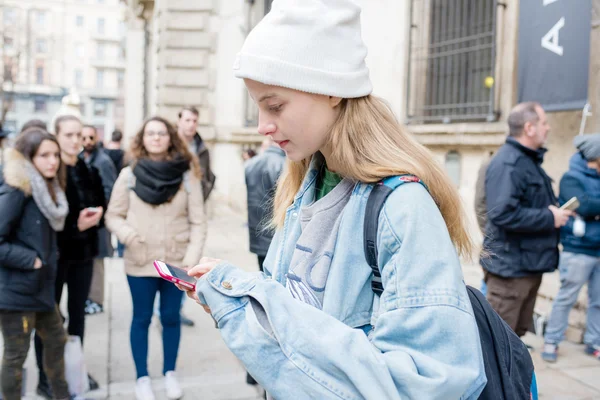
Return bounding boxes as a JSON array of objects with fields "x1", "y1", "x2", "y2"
[
  {"x1": 245, "y1": 137, "x2": 286, "y2": 271},
  {"x1": 177, "y1": 106, "x2": 216, "y2": 201},
  {"x1": 482, "y1": 102, "x2": 574, "y2": 338}
]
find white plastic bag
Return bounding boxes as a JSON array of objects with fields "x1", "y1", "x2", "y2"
[{"x1": 64, "y1": 335, "x2": 90, "y2": 395}]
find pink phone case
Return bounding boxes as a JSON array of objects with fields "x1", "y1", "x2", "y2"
[{"x1": 153, "y1": 261, "x2": 196, "y2": 290}]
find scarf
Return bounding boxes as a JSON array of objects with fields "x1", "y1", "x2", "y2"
[
  {"x1": 25, "y1": 162, "x2": 69, "y2": 232},
  {"x1": 132, "y1": 157, "x2": 190, "y2": 205}
]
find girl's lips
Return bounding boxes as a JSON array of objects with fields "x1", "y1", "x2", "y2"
[{"x1": 276, "y1": 140, "x2": 290, "y2": 149}]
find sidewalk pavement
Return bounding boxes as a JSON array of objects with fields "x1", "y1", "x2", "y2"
[{"x1": 5, "y1": 206, "x2": 600, "y2": 399}]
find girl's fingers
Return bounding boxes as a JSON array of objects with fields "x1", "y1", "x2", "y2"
[{"x1": 187, "y1": 264, "x2": 213, "y2": 278}]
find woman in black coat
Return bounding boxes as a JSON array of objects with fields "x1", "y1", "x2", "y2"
[
  {"x1": 35, "y1": 115, "x2": 106, "y2": 397},
  {"x1": 0, "y1": 129, "x2": 71, "y2": 400}
]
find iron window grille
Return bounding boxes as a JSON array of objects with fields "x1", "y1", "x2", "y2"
[{"x1": 406, "y1": 0, "x2": 498, "y2": 124}]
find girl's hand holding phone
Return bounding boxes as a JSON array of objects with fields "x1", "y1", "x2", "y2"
[{"x1": 176, "y1": 257, "x2": 223, "y2": 314}]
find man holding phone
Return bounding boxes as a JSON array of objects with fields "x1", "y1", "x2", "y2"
[
  {"x1": 542, "y1": 133, "x2": 600, "y2": 362},
  {"x1": 482, "y1": 102, "x2": 574, "y2": 339}
]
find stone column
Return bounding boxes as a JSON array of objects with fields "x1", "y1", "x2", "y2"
[
  {"x1": 123, "y1": 2, "x2": 150, "y2": 144},
  {"x1": 153, "y1": 0, "x2": 215, "y2": 131}
]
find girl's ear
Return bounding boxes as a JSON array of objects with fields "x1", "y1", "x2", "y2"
[{"x1": 329, "y1": 96, "x2": 342, "y2": 108}]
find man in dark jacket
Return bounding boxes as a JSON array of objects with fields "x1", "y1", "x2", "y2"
[
  {"x1": 177, "y1": 106, "x2": 216, "y2": 201},
  {"x1": 482, "y1": 102, "x2": 574, "y2": 338},
  {"x1": 542, "y1": 133, "x2": 600, "y2": 362},
  {"x1": 474, "y1": 151, "x2": 494, "y2": 296},
  {"x1": 243, "y1": 137, "x2": 285, "y2": 386},
  {"x1": 104, "y1": 129, "x2": 126, "y2": 172},
  {"x1": 80, "y1": 125, "x2": 117, "y2": 315},
  {"x1": 245, "y1": 137, "x2": 286, "y2": 271}
]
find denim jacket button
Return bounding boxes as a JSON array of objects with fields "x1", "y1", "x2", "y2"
[
  {"x1": 221, "y1": 281, "x2": 233, "y2": 290},
  {"x1": 292, "y1": 212, "x2": 298, "y2": 218}
]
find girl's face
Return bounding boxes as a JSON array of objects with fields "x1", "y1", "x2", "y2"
[
  {"x1": 33, "y1": 140, "x2": 61, "y2": 179},
  {"x1": 56, "y1": 120, "x2": 83, "y2": 157},
  {"x1": 244, "y1": 79, "x2": 341, "y2": 162},
  {"x1": 143, "y1": 120, "x2": 171, "y2": 157}
]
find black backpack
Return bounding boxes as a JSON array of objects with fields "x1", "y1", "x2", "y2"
[{"x1": 364, "y1": 176, "x2": 535, "y2": 400}]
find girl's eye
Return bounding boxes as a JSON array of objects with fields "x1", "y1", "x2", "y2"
[{"x1": 268, "y1": 104, "x2": 283, "y2": 113}]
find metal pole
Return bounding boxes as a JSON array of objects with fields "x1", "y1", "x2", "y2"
[{"x1": 578, "y1": 102, "x2": 592, "y2": 135}]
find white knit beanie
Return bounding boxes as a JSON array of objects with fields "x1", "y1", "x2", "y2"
[{"x1": 233, "y1": 0, "x2": 372, "y2": 98}]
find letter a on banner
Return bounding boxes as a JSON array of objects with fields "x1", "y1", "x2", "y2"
[{"x1": 541, "y1": 17, "x2": 565, "y2": 56}]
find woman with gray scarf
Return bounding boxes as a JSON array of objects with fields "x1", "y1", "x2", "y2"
[{"x1": 0, "y1": 129, "x2": 74, "y2": 400}]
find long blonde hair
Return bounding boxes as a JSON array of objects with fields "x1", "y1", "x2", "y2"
[{"x1": 273, "y1": 95, "x2": 474, "y2": 259}]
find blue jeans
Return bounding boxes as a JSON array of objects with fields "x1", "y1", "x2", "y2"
[
  {"x1": 544, "y1": 252, "x2": 600, "y2": 346},
  {"x1": 127, "y1": 276, "x2": 183, "y2": 379}
]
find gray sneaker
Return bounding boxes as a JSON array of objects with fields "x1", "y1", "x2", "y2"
[
  {"x1": 541, "y1": 343, "x2": 558, "y2": 363},
  {"x1": 180, "y1": 313, "x2": 195, "y2": 327}
]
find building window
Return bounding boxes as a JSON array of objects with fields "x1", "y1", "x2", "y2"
[
  {"x1": 75, "y1": 43, "x2": 84, "y2": 58},
  {"x1": 4, "y1": 36, "x2": 14, "y2": 51},
  {"x1": 80, "y1": 102, "x2": 86, "y2": 116},
  {"x1": 97, "y1": 18, "x2": 105, "y2": 34},
  {"x1": 117, "y1": 71, "x2": 124, "y2": 89},
  {"x1": 36, "y1": 10, "x2": 47, "y2": 28},
  {"x1": 264, "y1": 0, "x2": 273, "y2": 14},
  {"x1": 75, "y1": 69, "x2": 83, "y2": 87},
  {"x1": 96, "y1": 70, "x2": 104, "y2": 88},
  {"x1": 34, "y1": 96, "x2": 47, "y2": 113},
  {"x1": 445, "y1": 151, "x2": 462, "y2": 187},
  {"x1": 96, "y1": 43, "x2": 105, "y2": 59},
  {"x1": 406, "y1": 0, "x2": 497, "y2": 123},
  {"x1": 76, "y1": 15, "x2": 84, "y2": 27},
  {"x1": 36, "y1": 38, "x2": 48, "y2": 53},
  {"x1": 94, "y1": 101, "x2": 107, "y2": 117},
  {"x1": 3, "y1": 8, "x2": 16, "y2": 26},
  {"x1": 36, "y1": 66, "x2": 44, "y2": 84}
]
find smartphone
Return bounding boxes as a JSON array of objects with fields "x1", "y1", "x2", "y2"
[
  {"x1": 560, "y1": 197, "x2": 580, "y2": 211},
  {"x1": 85, "y1": 207, "x2": 100, "y2": 215},
  {"x1": 153, "y1": 260, "x2": 196, "y2": 290}
]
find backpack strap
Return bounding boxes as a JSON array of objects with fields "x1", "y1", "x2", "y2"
[{"x1": 363, "y1": 175, "x2": 428, "y2": 296}]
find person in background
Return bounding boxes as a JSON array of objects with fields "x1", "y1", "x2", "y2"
[
  {"x1": 177, "y1": 106, "x2": 216, "y2": 201},
  {"x1": 474, "y1": 150, "x2": 494, "y2": 296},
  {"x1": 245, "y1": 137, "x2": 285, "y2": 273},
  {"x1": 105, "y1": 116, "x2": 207, "y2": 400},
  {"x1": 243, "y1": 136, "x2": 285, "y2": 386},
  {"x1": 0, "y1": 129, "x2": 72, "y2": 400},
  {"x1": 104, "y1": 129, "x2": 126, "y2": 172},
  {"x1": 104, "y1": 129, "x2": 127, "y2": 258},
  {"x1": 242, "y1": 149, "x2": 257, "y2": 162},
  {"x1": 20, "y1": 119, "x2": 48, "y2": 134},
  {"x1": 35, "y1": 115, "x2": 106, "y2": 398},
  {"x1": 175, "y1": 106, "x2": 215, "y2": 327},
  {"x1": 0, "y1": 123, "x2": 6, "y2": 165},
  {"x1": 542, "y1": 133, "x2": 600, "y2": 362},
  {"x1": 483, "y1": 102, "x2": 573, "y2": 341},
  {"x1": 80, "y1": 125, "x2": 118, "y2": 315}
]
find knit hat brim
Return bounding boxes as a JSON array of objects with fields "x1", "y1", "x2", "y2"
[
  {"x1": 234, "y1": 53, "x2": 372, "y2": 98},
  {"x1": 574, "y1": 133, "x2": 600, "y2": 161}
]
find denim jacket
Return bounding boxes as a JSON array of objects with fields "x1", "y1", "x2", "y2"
[{"x1": 196, "y1": 155, "x2": 487, "y2": 399}]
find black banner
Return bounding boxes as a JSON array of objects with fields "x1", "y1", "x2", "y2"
[{"x1": 518, "y1": 0, "x2": 592, "y2": 111}]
